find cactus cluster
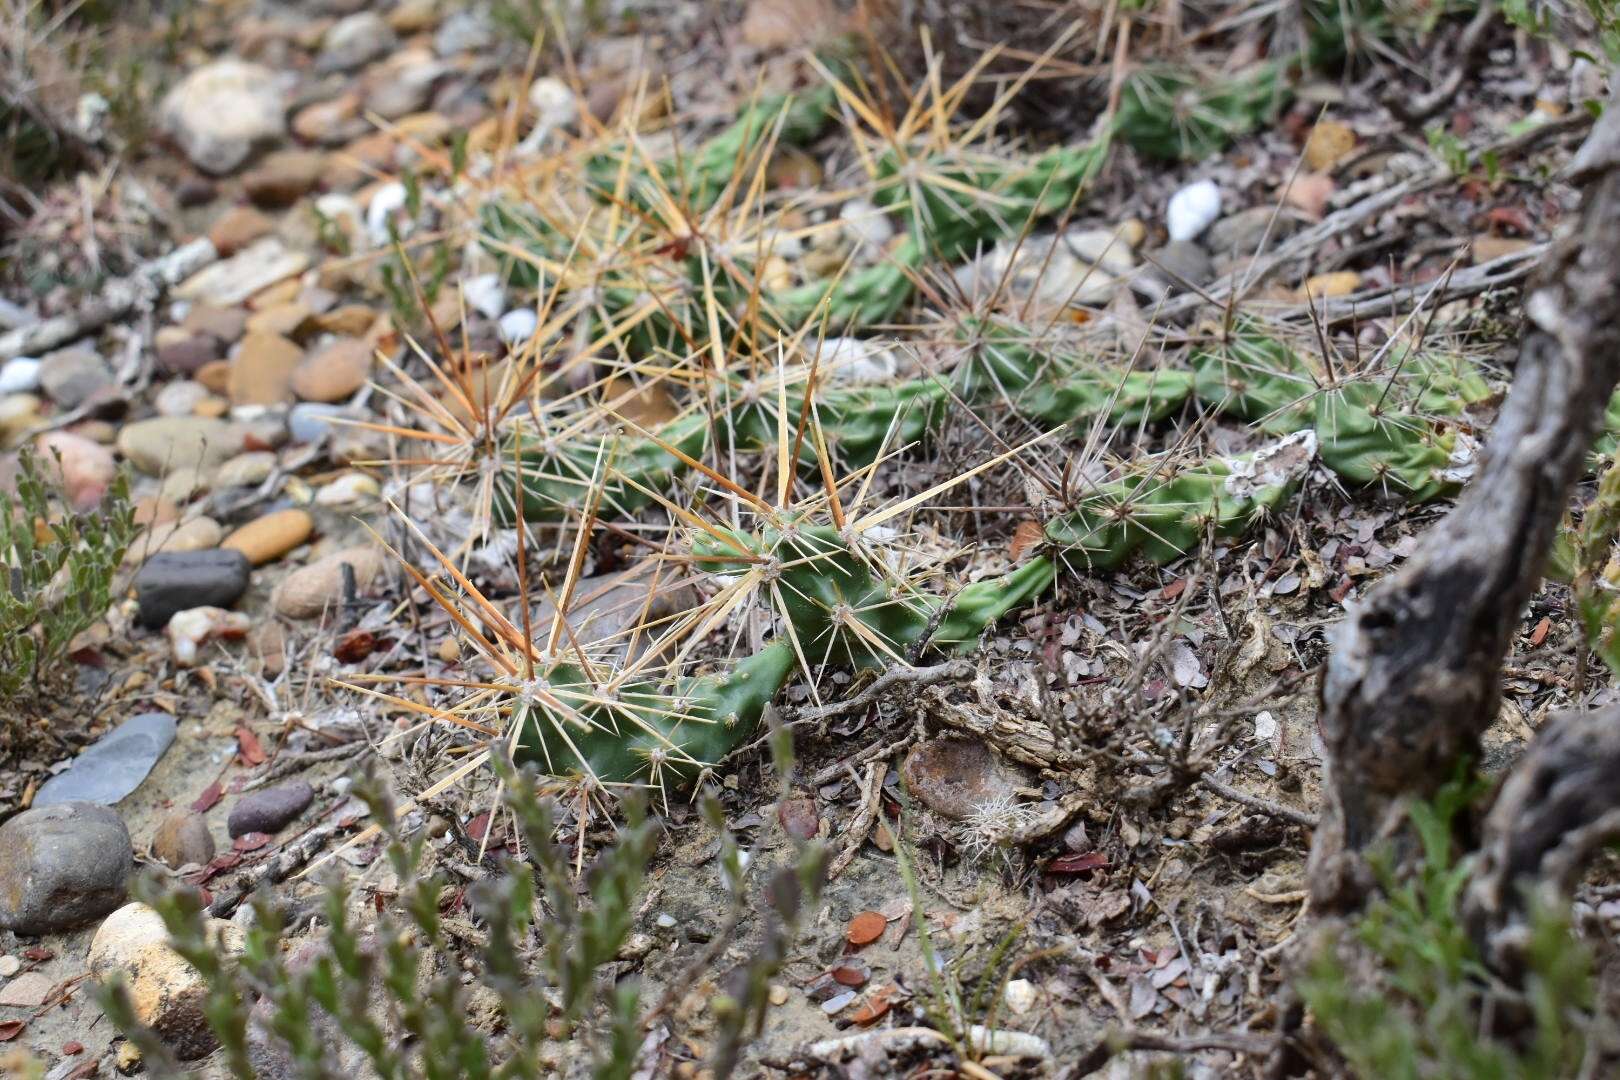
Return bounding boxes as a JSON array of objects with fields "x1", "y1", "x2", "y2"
[
  {"x1": 497, "y1": 317, "x2": 1201, "y2": 523},
  {"x1": 1117, "y1": 64, "x2": 1284, "y2": 162},
  {"x1": 509, "y1": 521, "x2": 1056, "y2": 789},
  {"x1": 1043, "y1": 431, "x2": 1316, "y2": 569}
]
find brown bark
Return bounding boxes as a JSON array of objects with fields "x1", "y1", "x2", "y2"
[
  {"x1": 1463, "y1": 706, "x2": 1620, "y2": 976},
  {"x1": 1308, "y1": 98, "x2": 1620, "y2": 911}
]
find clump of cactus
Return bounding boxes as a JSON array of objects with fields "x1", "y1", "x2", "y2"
[
  {"x1": 1117, "y1": 64, "x2": 1284, "y2": 162},
  {"x1": 692, "y1": 519, "x2": 1056, "y2": 669},
  {"x1": 515, "y1": 520, "x2": 1053, "y2": 787},
  {"x1": 1043, "y1": 431, "x2": 1317, "y2": 569},
  {"x1": 1192, "y1": 321, "x2": 1491, "y2": 503},
  {"x1": 497, "y1": 315, "x2": 1200, "y2": 524}
]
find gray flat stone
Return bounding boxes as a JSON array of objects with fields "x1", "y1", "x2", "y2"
[{"x1": 34, "y1": 712, "x2": 177, "y2": 808}]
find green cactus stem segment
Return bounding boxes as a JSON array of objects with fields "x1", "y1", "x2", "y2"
[
  {"x1": 1043, "y1": 431, "x2": 1317, "y2": 569},
  {"x1": 511, "y1": 641, "x2": 797, "y2": 789}
]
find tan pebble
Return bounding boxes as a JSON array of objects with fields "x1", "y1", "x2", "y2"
[
  {"x1": 1473, "y1": 235, "x2": 1533, "y2": 263},
  {"x1": 437, "y1": 636, "x2": 461, "y2": 662},
  {"x1": 207, "y1": 205, "x2": 274, "y2": 258},
  {"x1": 1298, "y1": 271, "x2": 1362, "y2": 300},
  {"x1": 215, "y1": 450, "x2": 277, "y2": 488},
  {"x1": 247, "y1": 278, "x2": 302, "y2": 311},
  {"x1": 195, "y1": 360, "x2": 231, "y2": 395},
  {"x1": 241, "y1": 148, "x2": 327, "y2": 208},
  {"x1": 181, "y1": 305, "x2": 248, "y2": 345},
  {"x1": 1303, "y1": 119, "x2": 1356, "y2": 172},
  {"x1": 150, "y1": 812, "x2": 215, "y2": 870},
  {"x1": 245, "y1": 302, "x2": 313, "y2": 339},
  {"x1": 271, "y1": 544, "x2": 386, "y2": 618},
  {"x1": 248, "y1": 620, "x2": 287, "y2": 677},
  {"x1": 90, "y1": 902, "x2": 242, "y2": 1058},
  {"x1": 1283, "y1": 172, "x2": 1335, "y2": 220},
  {"x1": 123, "y1": 516, "x2": 224, "y2": 566},
  {"x1": 291, "y1": 91, "x2": 363, "y2": 145},
  {"x1": 223, "y1": 508, "x2": 315, "y2": 566},
  {"x1": 313, "y1": 471, "x2": 380, "y2": 507},
  {"x1": 290, "y1": 337, "x2": 372, "y2": 403},
  {"x1": 68, "y1": 420, "x2": 117, "y2": 444},
  {"x1": 393, "y1": 111, "x2": 453, "y2": 145},
  {"x1": 154, "y1": 325, "x2": 191, "y2": 350},
  {"x1": 193, "y1": 396, "x2": 229, "y2": 418},
  {"x1": 0, "y1": 394, "x2": 41, "y2": 447},
  {"x1": 133, "y1": 496, "x2": 180, "y2": 528},
  {"x1": 388, "y1": 0, "x2": 439, "y2": 33},
  {"x1": 35, "y1": 431, "x2": 115, "y2": 510},
  {"x1": 313, "y1": 304, "x2": 378, "y2": 337},
  {"x1": 228, "y1": 332, "x2": 304, "y2": 406},
  {"x1": 767, "y1": 984, "x2": 789, "y2": 1006}
]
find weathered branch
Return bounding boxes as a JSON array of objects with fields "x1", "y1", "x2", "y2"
[
  {"x1": 0, "y1": 238, "x2": 216, "y2": 361},
  {"x1": 1462, "y1": 706, "x2": 1620, "y2": 976},
  {"x1": 1308, "y1": 96, "x2": 1620, "y2": 911}
]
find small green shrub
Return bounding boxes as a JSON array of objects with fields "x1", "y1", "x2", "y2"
[
  {"x1": 104, "y1": 738, "x2": 826, "y2": 1079},
  {"x1": 0, "y1": 446, "x2": 134, "y2": 707},
  {"x1": 1300, "y1": 780, "x2": 1597, "y2": 1080}
]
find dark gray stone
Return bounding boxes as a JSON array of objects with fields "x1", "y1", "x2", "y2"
[
  {"x1": 0, "y1": 802, "x2": 132, "y2": 933},
  {"x1": 1140, "y1": 240, "x2": 1215, "y2": 300},
  {"x1": 135, "y1": 548, "x2": 251, "y2": 629},
  {"x1": 228, "y1": 780, "x2": 314, "y2": 838},
  {"x1": 34, "y1": 712, "x2": 177, "y2": 808},
  {"x1": 38, "y1": 347, "x2": 114, "y2": 409}
]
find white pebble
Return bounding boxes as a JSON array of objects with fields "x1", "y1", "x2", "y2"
[
  {"x1": 314, "y1": 471, "x2": 380, "y2": 507},
  {"x1": 168, "y1": 607, "x2": 251, "y2": 668},
  {"x1": 1004, "y1": 978, "x2": 1037, "y2": 1015},
  {"x1": 365, "y1": 181, "x2": 409, "y2": 246},
  {"x1": 839, "y1": 197, "x2": 894, "y2": 249},
  {"x1": 1167, "y1": 179, "x2": 1221, "y2": 242},
  {"x1": 0, "y1": 357, "x2": 41, "y2": 394},
  {"x1": 498, "y1": 308, "x2": 538, "y2": 345},
  {"x1": 528, "y1": 76, "x2": 578, "y2": 130},
  {"x1": 462, "y1": 273, "x2": 505, "y2": 320}
]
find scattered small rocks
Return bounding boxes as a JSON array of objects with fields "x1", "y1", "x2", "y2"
[
  {"x1": 0, "y1": 802, "x2": 133, "y2": 934},
  {"x1": 136, "y1": 549, "x2": 252, "y2": 628},
  {"x1": 89, "y1": 902, "x2": 243, "y2": 1059},
  {"x1": 33, "y1": 713, "x2": 178, "y2": 807},
  {"x1": 228, "y1": 780, "x2": 315, "y2": 838}
]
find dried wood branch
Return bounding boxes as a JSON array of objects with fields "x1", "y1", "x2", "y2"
[
  {"x1": 1308, "y1": 96, "x2": 1620, "y2": 910},
  {"x1": 1462, "y1": 706, "x2": 1620, "y2": 976}
]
